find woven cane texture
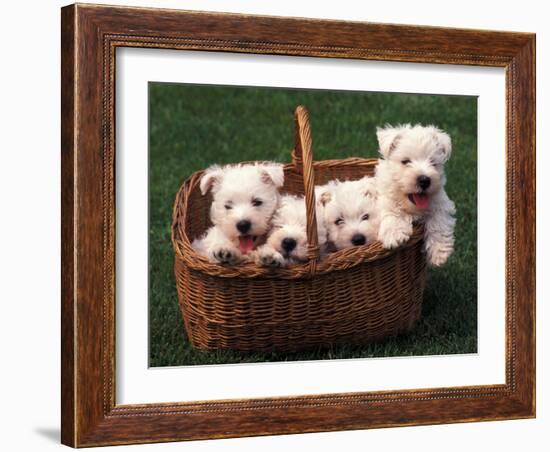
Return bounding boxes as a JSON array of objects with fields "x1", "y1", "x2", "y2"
[{"x1": 171, "y1": 106, "x2": 427, "y2": 352}]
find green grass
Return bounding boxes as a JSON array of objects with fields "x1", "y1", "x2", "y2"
[{"x1": 149, "y1": 82, "x2": 477, "y2": 367}]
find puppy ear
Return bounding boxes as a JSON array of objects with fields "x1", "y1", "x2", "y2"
[
  {"x1": 318, "y1": 190, "x2": 332, "y2": 207},
  {"x1": 199, "y1": 165, "x2": 223, "y2": 195},
  {"x1": 359, "y1": 177, "x2": 377, "y2": 201},
  {"x1": 376, "y1": 125, "x2": 403, "y2": 158},
  {"x1": 433, "y1": 128, "x2": 452, "y2": 162},
  {"x1": 259, "y1": 163, "x2": 285, "y2": 188},
  {"x1": 364, "y1": 188, "x2": 377, "y2": 201}
]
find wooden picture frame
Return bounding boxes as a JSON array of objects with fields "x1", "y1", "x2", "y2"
[{"x1": 61, "y1": 3, "x2": 535, "y2": 447}]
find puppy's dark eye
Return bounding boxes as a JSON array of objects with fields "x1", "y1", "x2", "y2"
[
  {"x1": 252, "y1": 198, "x2": 263, "y2": 207},
  {"x1": 224, "y1": 204, "x2": 232, "y2": 210},
  {"x1": 361, "y1": 213, "x2": 370, "y2": 221},
  {"x1": 401, "y1": 159, "x2": 411, "y2": 165},
  {"x1": 335, "y1": 218, "x2": 344, "y2": 226}
]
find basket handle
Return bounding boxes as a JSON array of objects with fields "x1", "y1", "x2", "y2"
[{"x1": 291, "y1": 106, "x2": 320, "y2": 265}]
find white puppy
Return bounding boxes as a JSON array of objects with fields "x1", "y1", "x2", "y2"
[
  {"x1": 255, "y1": 194, "x2": 328, "y2": 267},
  {"x1": 316, "y1": 177, "x2": 380, "y2": 251},
  {"x1": 192, "y1": 162, "x2": 284, "y2": 264},
  {"x1": 375, "y1": 124, "x2": 456, "y2": 266}
]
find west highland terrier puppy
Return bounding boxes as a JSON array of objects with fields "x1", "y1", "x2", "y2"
[
  {"x1": 316, "y1": 177, "x2": 380, "y2": 251},
  {"x1": 192, "y1": 162, "x2": 284, "y2": 264},
  {"x1": 375, "y1": 124, "x2": 456, "y2": 266},
  {"x1": 255, "y1": 194, "x2": 328, "y2": 267}
]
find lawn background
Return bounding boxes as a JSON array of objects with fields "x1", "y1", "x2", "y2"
[{"x1": 149, "y1": 82, "x2": 477, "y2": 367}]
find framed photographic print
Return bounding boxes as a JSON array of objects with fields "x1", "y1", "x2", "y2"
[{"x1": 61, "y1": 3, "x2": 535, "y2": 447}]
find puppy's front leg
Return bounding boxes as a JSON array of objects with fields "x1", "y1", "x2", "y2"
[
  {"x1": 424, "y1": 194, "x2": 456, "y2": 266},
  {"x1": 378, "y1": 212, "x2": 413, "y2": 249},
  {"x1": 254, "y1": 244, "x2": 286, "y2": 268},
  {"x1": 202, "y1": 226, "x2": 244, "y2": 265}
]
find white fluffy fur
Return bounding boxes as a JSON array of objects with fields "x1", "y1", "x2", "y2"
[
  {"x1": 255, "y1": 194, "x2": 328, "y2": 267},
  {"x1": 375, "y1": 124, "x2": 456, "y2": 266},
  {"x1": 192, "y1": 162, "x2": 284, "y2": 264},
  {"x1": 316, "y1": 177, "x2": 380, "y2": 251}
]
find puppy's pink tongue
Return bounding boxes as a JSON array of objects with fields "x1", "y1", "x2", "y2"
[
  {"x1": 412, "y1": 193, "x2": 430, "y2": 209},
  {"x1": 238, "y1": 235, "x2": 255, "y2": 254}
]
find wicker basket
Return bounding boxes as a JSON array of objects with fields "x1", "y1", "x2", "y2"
[{"x1": 171, "y1": 106, "x2": 427, "y2": 352}]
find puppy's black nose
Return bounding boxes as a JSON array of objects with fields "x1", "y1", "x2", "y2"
[
  {"x1": 417, "y1": 175, "x2": 431, "y2": 190},
  {"x1": 236, "y1": 220, "x2": 251, "y2": 234},
  {"x1": 351, "y1": 233, "x2": 366, "y2": 246},
  {"x1": 281, "y1": 237, "x2": 297, "y2": 252}
]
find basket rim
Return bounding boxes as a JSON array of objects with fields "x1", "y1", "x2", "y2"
[{"x1": 171, "y1": 157, "x2": 425, "y2": 280}]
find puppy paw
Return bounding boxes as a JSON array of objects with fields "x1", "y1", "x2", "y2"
[
  {"x1": 379, "y1": 225, "x2": 411, "y2": 249},
  {"x1": 210, "y1": 246, "x2": 242, "y2": 265},
  {"x1": 426, "y1": 242, "x2": 453, "y2": 267},
  {"x1": 256, "y1": 249, "x2": 286, "y2": 268},
  {"x1": 382, "y1": 230, "x2": 410, "y2": 248},
  {"x1": 378, "y1": 217, "x2": 412, "y2": 249}
]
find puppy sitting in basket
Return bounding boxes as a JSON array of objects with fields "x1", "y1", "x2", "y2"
[
  {"x1": 316, "y1": 176, "x2": 380, "y2": 251},
  {"x1": 255, "y1": 194, "x2": 328, "y2": 267},
  {"x1": 193, "y1": 162, "x2": 284, "y2": 264},
  {"x1": 375, "y1": 124, "x2": 456, "y2": 266}
]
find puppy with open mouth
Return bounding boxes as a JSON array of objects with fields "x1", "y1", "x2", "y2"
[
  {"x1": 375, "y1": 124, "x2": 456, "y2": 266},
  {"x1": 192, "y1": 162, "x2": 284, "y2": 265},
  {"x1": 255, "y1": 194, "x2": 328, "y2": 267}
]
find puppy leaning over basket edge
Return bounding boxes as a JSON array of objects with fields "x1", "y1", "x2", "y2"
[{"x1": 375, "y1": 124, "x2": 457, "y2": 267}]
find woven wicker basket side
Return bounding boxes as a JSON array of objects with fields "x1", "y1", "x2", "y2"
[{"x1": 176, "y1": 243, "x2": 425, "y2": 351}]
